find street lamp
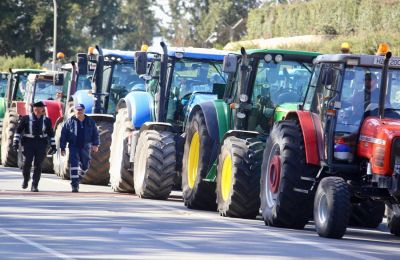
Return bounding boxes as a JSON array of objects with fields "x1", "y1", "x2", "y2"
[{"x1": 52, "y1": 0, "x2": 57, "y2": 71}]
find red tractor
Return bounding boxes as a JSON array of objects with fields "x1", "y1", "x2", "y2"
[
  {"x1": 2, "y1": 71, "x2": 64, "y2": 172},
  {"x1": 261, "y1": 49, "x2": 400, "y2": 238}
]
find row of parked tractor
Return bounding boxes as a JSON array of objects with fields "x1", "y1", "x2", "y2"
[{"x1": 1, "y1": 42, "x2": 400, "y2": 239}]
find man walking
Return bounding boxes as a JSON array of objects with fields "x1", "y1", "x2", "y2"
[
  {"x1": 60, "y1": 104, "x2": 99, "y2": 192},
  {"x1": 13, "y1": 101, "x2": 56, "y2": 192}
]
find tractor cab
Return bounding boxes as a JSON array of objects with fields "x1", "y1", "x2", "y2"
[
  {"x1": 24, "y1": 72, "x2": 64, "y2": 127},
  {"x1": 84, "y1": 47, "x2": 144, "y2": 114},
  {"x1": 303, "y1": 53, "x2": 400, "y2": 171},
  {"x1": 136, "y1": 45, "x2": 228, "y2": 129},
  {"x1": 223, "y1": 49, "x2": 319, "y2": 135},
  {"x1": 0, "y1": 72, "x2": 8, "y2": 98}
]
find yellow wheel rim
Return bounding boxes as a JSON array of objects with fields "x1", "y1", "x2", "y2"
[
  {"x1": 188, "y1": 131, "x2": 200, "y2": 189},
  {"x1": 221, "y1": 155, "x2": 233, "y2": 201}
]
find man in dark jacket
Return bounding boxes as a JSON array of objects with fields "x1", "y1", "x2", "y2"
[
  {"x1": 13, "y1": 101, "x2": 56, "y2": 192},
  {"x1": 60, "y1": 103, "x2": 99, "y2": 192}
]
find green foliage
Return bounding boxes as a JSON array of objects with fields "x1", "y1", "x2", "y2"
[{"x1": 0, "y1": 56, "x2": 41, "y2": 71}]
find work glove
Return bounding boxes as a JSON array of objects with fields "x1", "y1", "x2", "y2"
[
  {"x1": 12, "y1": 143, "x2": 19, "y2": 152},
  {"x1": 48, "y1": 145, "x2": 57, "y2": 155}
]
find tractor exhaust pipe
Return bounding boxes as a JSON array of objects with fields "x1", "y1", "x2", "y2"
[
  {"x1": 93, "y1": 45, "x2": 104, "y2": 114},
  {"x1": 378, "y1": 51, "x2": 392, "y2": 119},
  {"x1": 157, "y1": 41, "x2": 168, "y2": 122}
]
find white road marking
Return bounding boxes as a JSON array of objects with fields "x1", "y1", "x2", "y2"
[
  {"x1": 119, "y1": 227, "x2": 194, "y2": 249},
  {"x1": 0, "y1": 228, "x2": 76, "y2": 260}
]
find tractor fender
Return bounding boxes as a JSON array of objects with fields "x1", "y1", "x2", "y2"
[
  {"x1": 139, "y1": 122, "x2": 175, "y2": 134},
  {"x1": 184, "y1": 92, "x2": 218, "y2": 126},
  {"x1": 188, "y1": 100, "x2": 230, "y2": 144},
  {"x1": 221, "y1": 130, "x2": 260, "y2": 143},
  {"x1": 285, "y1": 111, "x2": 322, "y2": 166},
  {"x1": 43, "y1": 100, "x2": 63, "y2": 128},
  {"x1": 116, "y1": 91, "x2": 154, "y2": 130},
  {"x1": 72, "y1": 89, "x2": 95, "y2": 114}
]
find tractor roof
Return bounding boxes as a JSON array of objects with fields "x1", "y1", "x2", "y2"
[
  {"x1": 148, "y1": 46, "x2": 229, "y2": 61},
  {"x1": 247, "y1": 49, "x2": 320, "y2": 57},
  {"x1": 11, "y1": 69, "x2": 44, "y2": 74},
  {"x1": 102, "y1": 49, "x2": 135, "y2": 62},
  {"x1": 315, "y1": 54, "x2": 400, "y2": 68}
]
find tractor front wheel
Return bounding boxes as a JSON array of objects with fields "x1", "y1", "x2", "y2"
[
  {"x1": 260, "y1": 120, "x2": 316, "y2": 229},
  {"x1": 387, "y1": 204, "x2": 400, "y2": 236},
  {"x1": 182, "y1": 109, "x2": 216, "y2": 210},
  {"x1": 216, "y1": 136, "x2": 264, "y2": 219},
  {"x1": 349, "y1": 200, "x2": 385, "y2": 228},
  {"x1": 134, "y1": 130, "x2": 176, "y2": 199},
  {"x1": 109, "y1": 108, "x2": 135, "y2": 193},
  {"x1": 314, "y1": 177, "x2": 351, "y2": 239},
  {"x1": 1, "y1": 109, "x2": 19, "y2": 167}
]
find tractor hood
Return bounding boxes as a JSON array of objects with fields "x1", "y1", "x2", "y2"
[{"x1": 358, "y1": 116, "x2": 400, "y2": 176}]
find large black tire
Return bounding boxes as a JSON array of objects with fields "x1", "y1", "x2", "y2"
[
  {"x1": 182, "y1": 109, "x2": 217, "y2": 210},
  {"x1": 387, "y1": 205, "x2": 400, "y2": 236},
  {"x1": 1, "y1": 109, "x2": 19, "y2": 167},
  {"x1": 41, "y1": 156, "x2": 54, "y2": 173},
  {"x1": 80, "y1": 118, "x2": 112, "y2": 185},
  {"x1": 134, "y1": 130, "x2": 176, "y2": 199},
  {"x1": 314, "y1": 177, "x2": 351, "y2": 239},
  {"x1": 109, "y1": 108, "x2": 135, "y2": 193},
  {"x1": 349, "y1": 200, "x2": 385, "y2": 228},
  {"x1": 0, "y1": 118, "x2": 3, "y2": 163},
  {"x1": 53, "y1": 122, "x2": 70, "y2": 180},
  {"x1": 260, "y1": 120, "x2": 317, "y2": 229},
  {"x1": 216, "y1": 136, "x2": 264, "y2": 219}
]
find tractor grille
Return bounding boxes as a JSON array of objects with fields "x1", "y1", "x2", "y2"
[{"x1": 391, "y1": 137, "x2": 400, "y2": 174}]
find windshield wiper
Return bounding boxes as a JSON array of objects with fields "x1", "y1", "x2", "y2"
[
  {"x1": 300, "y1": 62, "x2": 312, "y2": 73},
  {"x1": 210, "y1": 62, "x2": 226, "y2": 83}
]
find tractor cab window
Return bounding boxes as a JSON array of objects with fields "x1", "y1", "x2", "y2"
[
  {"x1": 166, "y1": 59, "x2": 225, "y2": 123},
  {"x1": 77, "y1": 75, "x2": 92, "y2": 91},
  {"x1": 0, "y1": 74, "x2": 8, "y2": 97},
  {"x1": 248, "y1": 57, "x2": 313, "y2": 133},
  {"x1": 15, "y1": 74, "x2": 29, "y2": 100},
  {"x1": 32, "y1": 80, "x2": 63, "y2": 103},
  {"x1": 108, "y1": 63, "x2": 144, "y2": 113}
]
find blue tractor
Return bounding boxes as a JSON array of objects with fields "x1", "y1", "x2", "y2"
[
  {"x1": 109, "y1": 42, "x2": 228, "y2": 198},
  {"x1": 53, "y1": 47, "x2": 144, "y2": 185}
]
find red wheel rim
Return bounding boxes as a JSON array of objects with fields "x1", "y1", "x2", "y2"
[{"x1": 269, "y1": 155, "x2": 281, "y2": 193}]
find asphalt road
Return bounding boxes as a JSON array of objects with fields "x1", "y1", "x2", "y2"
[{"x1": 1, "y1": 166, "x2": 400, "y2": 260}]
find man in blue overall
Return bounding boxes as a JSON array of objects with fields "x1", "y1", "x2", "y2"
[
  {"x1": 60, "y1": 104, "x2": 99, "y2": 192},
  {"x1": 13, "y1": 101, "x2": 56, "y2": 192}
]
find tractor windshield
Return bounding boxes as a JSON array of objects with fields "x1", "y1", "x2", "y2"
[
  {"x1": 104, "y1": 62, "x2": 144, "y2": 113},
  {"x1": 77, "y1": 75, "x2": 92, "y2": 91},
  {"x1": 252, "y1": 59, "x2": 313, "y2": 108},
  {"x1": 15, "y1": 73, "x2": 29, "y2": 100},
  {"x1": 170, "y1": 59, "x2": 225, "y2": 100},
  {"x1": 31, "y1": 80, "x2": 63, "y2": 103}
]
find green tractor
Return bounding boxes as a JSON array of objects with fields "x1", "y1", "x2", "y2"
[
  {"x1": 182, "y1": 48, "x2": 319, "y2": 218},
  {"x1": 1, "y1": 69, "x2": 44, "y2": 166}
]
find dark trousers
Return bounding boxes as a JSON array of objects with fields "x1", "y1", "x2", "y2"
[
  {"x1": 22, "y1": 138, "x2": 47, "y2": 187},
  {"x1": 69, "y1": 145, "x2": 91, "y2": 188}
]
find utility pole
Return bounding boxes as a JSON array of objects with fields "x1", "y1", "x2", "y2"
[{"x1": 52, "y1": 0, "x2": 57, "y2": 71}]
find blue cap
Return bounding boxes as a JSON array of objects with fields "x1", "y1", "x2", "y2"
[{"x1": 75, "y1": 103, "x2": 85, "y2": 110}]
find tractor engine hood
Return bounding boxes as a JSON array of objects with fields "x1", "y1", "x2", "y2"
[{"x1": 358, "y1": 116, "x2": 400, "y2": 176}]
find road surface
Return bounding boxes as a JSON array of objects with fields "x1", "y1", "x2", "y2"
[{"x1": 0, "y1": 166, "x2": 399, "y2": 259}]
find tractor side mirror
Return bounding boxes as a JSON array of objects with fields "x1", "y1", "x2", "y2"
[
  {"x1": 222, "y1": 54, "x2": 238, "y2": 74},
  {"x1": 135, "y1": 52, "x2": 147, "y2": 75},
  {"x1": 54, "y1": 73, "x2": 64, "y2": 86},
  {"x1": 77, "y1": 53, "x2": 88, "y2": 76}
]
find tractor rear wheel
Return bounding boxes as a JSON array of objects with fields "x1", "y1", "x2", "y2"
[
  {"x1": 81, "y1": 119, "x2": 112, "y2": 185},
  {"x1": 260, "y1": 120, "x2": 316, "y2": 229},
  {"x1": 387, "y1": 205, "x2": 400, "y2": 236},
  {"x1": 314, "y1": 177, "x2": 351, "y2": 239},
  {"x1": 134, "y1": 130, "x2": 176, "y2": 199},
  {"x1": 182, "y1": 109, "x2": 216, "y2": 210},
  {"x1": 349, "y1": 200, "x2": 385, "y2": 228},
  {"x1": 109, "y1": 108, "x2": 135, "y2": 193},
  {"x1": 53, "y1": 122, "x2": 70, "y2": 180},
  {"x1": 1, "y1": 109, "x2": 19, "y2": 167},
  {"x1": 216, "y1": 136, "x2": 264, "y2": 219}
]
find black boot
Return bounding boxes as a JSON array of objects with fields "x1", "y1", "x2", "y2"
[
  {"x1": 31, "y1": 185, "x2": 39, "y2": 192},
  {"x1": 22, "y1": 180, "x2": 28, "y2": 189},
  {"x1": 72, "y1": 186, "x2": 79, "y2": 193}
]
